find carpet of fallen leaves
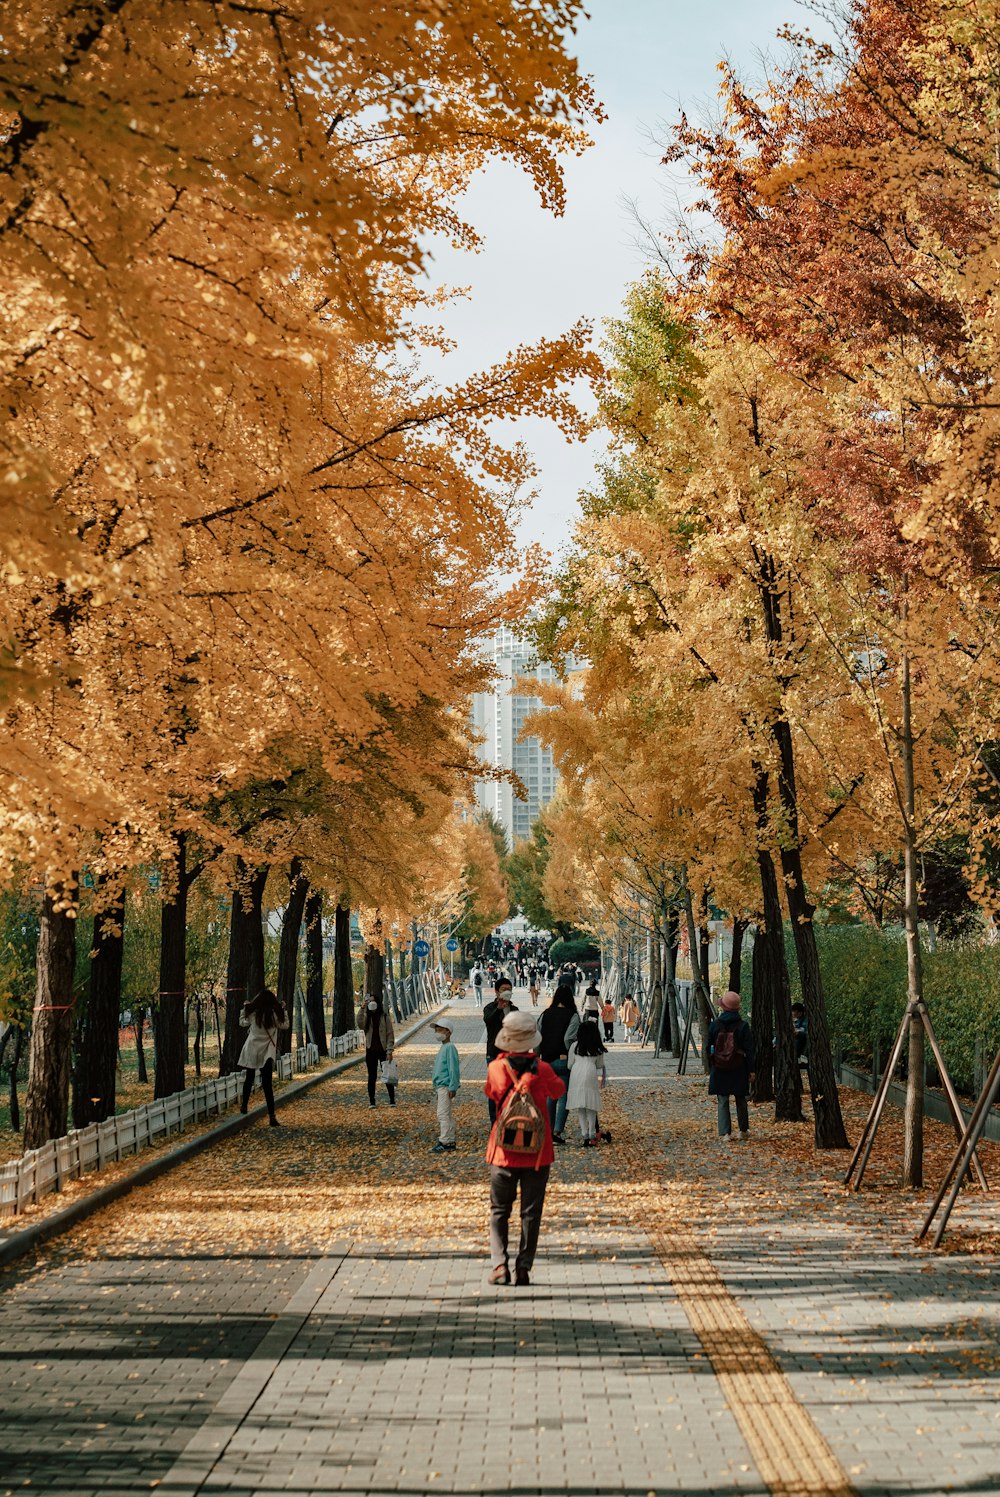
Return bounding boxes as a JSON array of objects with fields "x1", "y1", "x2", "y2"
[{"x1": 4, "y1": 1015, "x2": 998, "y2": 1287}]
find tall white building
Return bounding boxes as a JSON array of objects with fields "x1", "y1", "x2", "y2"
[{"x1": 471, "y1": 626, "x2": 565, "y2": 849}]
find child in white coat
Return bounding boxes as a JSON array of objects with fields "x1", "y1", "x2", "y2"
[{"x1": 567, "y1": 1020, "x2": 607, "y2": 1147}]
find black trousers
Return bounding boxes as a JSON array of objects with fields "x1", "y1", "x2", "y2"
[
  {"x1": 366, "y1": 1049, "x2": 396, "y2": 1105},
  {"x1": 242, "y1": 1058, "x2": 275, "y2": 1119},
  {"x1": 489, "y1": 1164, "x2": 550, "y2": 1274},
  {"x1": 603, "y1": 1022, "x2": 614, "y2": 1041}
]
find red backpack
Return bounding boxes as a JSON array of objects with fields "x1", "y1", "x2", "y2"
[
  {"x1": 495, "y1": 1061, "x2": 547, "y2": 1165},
  {"x1": 713, "y1": 1023, "x2": 745, "y2": 1071}
]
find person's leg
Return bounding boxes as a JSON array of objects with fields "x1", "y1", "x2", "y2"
[
  {"x1": 437, "y1": 1088, "x2": 456, "y2": 1146},
  {"x1": 552, "y1": 1060, "x2": 570, "y2": 1137},
  {"x1": 581, "y1": 1108, "x2": 597, "y2": 1141},
  {"x1": 736, "y1": 1095, "x2": 749, "y2": 1135},
  {"x1": 365, "y1": 1050, "x2": 378, "y2": 1105},
  {"x1": 717, "y1": 1094, "x2": 733, "y2": 1137},
  {"x1": 489, "y1": 1166, "x2": 517, "y2": 1274},
  {"x1": 489, "y1": 1095, "x2": 497, "y2": 1126},
  {"x1": 514, "y1": 1165, "x2": 550, "y2": 1278},
  {"x1": 241, "y1": 1067, "x2": 254, "y2": 1112},
  {"x1": 386, "y1": 1078, "x2": 396, "y2": 1106},
  {"x1": 259, "y1": 1058, "x2": 277, "y2": 1122},
  {"x1": 575, "y1": 1106, "x2": 587, "y2": 1140}
]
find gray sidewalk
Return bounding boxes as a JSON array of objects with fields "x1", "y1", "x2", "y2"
[{"x1": 1, "y1": 992, "x2": 997, "y2": 1497}]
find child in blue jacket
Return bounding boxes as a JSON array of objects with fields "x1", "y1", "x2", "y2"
[{"x1": 431, "y1": 1018, "x2": 461, "y2": 1153}]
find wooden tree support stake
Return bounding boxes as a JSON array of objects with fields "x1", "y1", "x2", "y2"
[
  {"x1": 844, "y1": 999, "x2": 987, "y2": 1192},
  {"x1": 918, "y1": 1047, "x2": 1000, "y2": 1248},
  {"x1": 677, "y1": 986, "x2": 702, "y2": 1076}
]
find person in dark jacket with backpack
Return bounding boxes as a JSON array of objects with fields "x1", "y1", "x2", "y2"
[
  {"x1": 537, "y1": 983, "x2": 579, "y2": 1144},
  {"x1": 708, "y1": 990, "x2": 755, "y2": 1143},
  {"x1": 484, "y1": 1010, "x2": 564, "y2": 1287},
  {"x1": 483, "y1": 980, "x2": 518, "y2": 1123}
]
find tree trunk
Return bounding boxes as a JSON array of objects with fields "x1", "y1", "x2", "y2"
[
  {"x1": 74, "y1": 887, "x2": 126, "y2": 1127},
  {"x1": 752, "y1": 769, "x2": 801, "y2": 1117},
  {"x1": 649, "y1": 916, "x2": 664, "y2": 1049},
  {"x1": 682, "y1": 876, "x2": 713, "y2": 1072},
  {"x1": 134, "y1": 1006, "x2": 148, "y2": 1083},
  {"x1": 727, "y1": 919, "x2": 747, "y2": 993},
  {"x1": 23, "y1": 887, "x2": 78, "y2": 1151},
  {"x1": 365, "y1": 940, "x2": 385, "y2": 1005},
  {"x1": 303, "y1": 888, "x2": 328, "y2": 1055},
  {"x1": 698, "y1": 918, "x2": 712, "y2": 993},
  {"x1": 663, "y1": 904, "x2": 680, "y2": 1057},
  {"x1": 772, "y1": 716, "x2": 848, "y2": 1146},
  {"x1": 154, "y1": 833, "x2": 188, "y2": 1100},
  {"x1": 8, "y1": 1025, "x2": 25, "y2": 1132},
  {"x1": 211, "y1": 996, "x2": 222, "y2": 1069},
  {"x1": 901, "y1": 644, "x2": 925, "y2": 1187},
  {"x1": 755, "y1": 549, "x2": 847, "y2": 1148},
  {"x1": 192, "y1": 998, "x2": 203, "y2": 1078},
  {"x1": 276, "y1": 858, "x2": 308, "y2": 1057},
  {"x1": 333, "y1": 903, "x2": 355, "y2": 1035},
  {"x1": 221, "y1": 860, "x2": 269, "y2": 1074}
]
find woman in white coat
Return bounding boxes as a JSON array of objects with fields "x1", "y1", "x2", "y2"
[
  {"x1": 566, "y1": 1019, "x2": 607, "y2": 1147},
  {"x1": 239, "y1": 988, "x2": 287, "y2": 1126}
]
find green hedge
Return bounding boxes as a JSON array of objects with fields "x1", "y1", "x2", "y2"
[
  {"x1": 785, "y1": 924, "x2": 1000, "y2": 1094},
  {"x1": 548, "y1": 938, "x2": 601, "y2": 967}
]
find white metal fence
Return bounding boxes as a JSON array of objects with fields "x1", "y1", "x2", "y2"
[
  {"x1": 0, "y1": 1033, "x2": 361, "y2": 1221},
  {"x1": 386, "y1": 965, "x2": 449, "y2": 1023}
]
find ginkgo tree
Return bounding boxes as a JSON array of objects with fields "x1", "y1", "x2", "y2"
[
  {"x1": 0, "y1": 0, "x2": 603, "y2": 1148},
  {"x1": 659, "y1": 0, "x2": 1000, "y2": 1181}
]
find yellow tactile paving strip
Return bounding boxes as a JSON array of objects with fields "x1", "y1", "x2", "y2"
[{"x1": 618, "y1": 1126, "x2": 858, "y2": 1497}]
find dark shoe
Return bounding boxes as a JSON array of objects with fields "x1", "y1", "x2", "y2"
[
  {"x1": 600, "y1": 1130, "x2": 613, "y2": 1144},
  {"x1": 514, "y1": 1269, "x2": 530, "y2": 1287},
  {"x1": 488, "y1": 1264, "x2": 511, "y2": 1286},
  {"x1": 388, "y1": 1098, "x2": 396, "y2": 1107},
  {"x1": 582, "y1": 1137, "x2": 596, "y2": 1148},
  {"x1": 369, "y1": 1101, "x2": 376, "y2": 1109},
  {"x1": 239, "y1": 1104, "x2": 248, "y2": 1115},
  {"x1": 269, "y1": 1116, "x2": 281, "y2": 1127},
  {"x1": 552, "y1": 1133, "x2": 566, "y2": 1145},
  {"x1": 431, "y1": 1141, "x2": 453, "y2": 1153}
]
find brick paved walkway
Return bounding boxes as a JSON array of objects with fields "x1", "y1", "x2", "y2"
[{"x1": 1, "y1": 992, "x2": 998, "y2": 1497}]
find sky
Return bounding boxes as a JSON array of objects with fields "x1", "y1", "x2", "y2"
[{"x1": 422, "y1": 0, "x2": 814, "y2": 558}]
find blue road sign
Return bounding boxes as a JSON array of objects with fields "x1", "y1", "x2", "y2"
[
  {"x1": 445, "y1": 938, "x2": 459, "y2": 952},
  {"x1": 413, "y1": 939, "x2": 431, "y2": 958}
]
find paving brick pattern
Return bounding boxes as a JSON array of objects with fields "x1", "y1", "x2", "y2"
[{"x1": 1, "y1": 992, "x2": 997, "y2": 1497}]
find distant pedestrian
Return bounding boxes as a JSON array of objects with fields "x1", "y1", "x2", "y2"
[
  {"x1": 430, "y1": 1018, "x2": 460, "y2": 1152},
  {"x1": 567, "y1": 1019, "x2": 607, "y2": 1146},
  {"x1": 537, "y1": 984, "x2": 579, "y2": 1145},
  {"x1": 791, "y1": 1002, "x2": 808, "y2": 1062},
  {"x1": 357, "y1": 992, "x2": 396, "y2": 1109},
  {"x1": 600, "y1": 997, "x2": 616, "y2": 1043},
  {"x1": 471, "y1": 963, "x2": 484, "y2": 1007},
  {"x1": 582, "y1": 985, "x2": 600, "y2": 1024},
  {"x1": 238, "y1": 988, "x2": 288, "y2": 1127},
  {"x1": 709, "y1": 991, "x2": 754, "y2": 1143},
  {"x1": 484, "y1": 1010, "x2": 565, "y2": 1286},
  {"x1": 619, "y1": 993, "x2": 639, "y2": 1043}
]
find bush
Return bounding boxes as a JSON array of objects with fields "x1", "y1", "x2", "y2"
[
  {"x1": 802, "y1": 923, "x2": 1000, "y2": 1096},
  {"x1": 548, "y1": 937, "x2": 601, "y2": 967}
]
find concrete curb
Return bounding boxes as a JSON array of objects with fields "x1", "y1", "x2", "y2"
[{"x1": 0, "y1": 1005, "x2": 445, "y2": 1272}]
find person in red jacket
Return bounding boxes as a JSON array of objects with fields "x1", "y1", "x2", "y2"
[{"x1": 484, "y1": 1010, "x2": 565, "y2": 1287}]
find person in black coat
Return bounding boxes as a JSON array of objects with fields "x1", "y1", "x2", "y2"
[
  {"x1": 708, "y1": 990, "x2": 755, "y2": 1143},
  {"x1": 537, "y1": 983, "x2": 580, "y2": 1144},
  {"x1": 483, "y1": 979, "x2": 517, "y2": 1122}
]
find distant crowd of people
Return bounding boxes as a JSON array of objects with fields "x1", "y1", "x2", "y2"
[{"x1": 238, "y1": 950, "x2": 767, "y2": 1291}]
